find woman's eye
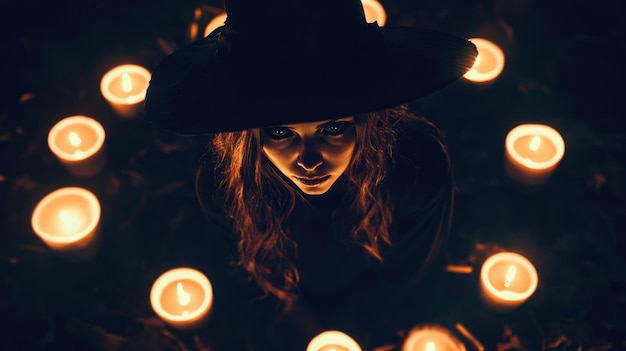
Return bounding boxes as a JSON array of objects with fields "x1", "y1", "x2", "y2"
[
  {"x1": 264, "y1": 127, "x2": 294, "y2": 140},
  {"x1": 322, "y1": 121, "x2": 352, "y2": 136}
]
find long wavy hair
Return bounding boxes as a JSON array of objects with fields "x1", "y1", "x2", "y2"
[{"x1": 210, "y1": 105, "x2": 417, "y2": 304}]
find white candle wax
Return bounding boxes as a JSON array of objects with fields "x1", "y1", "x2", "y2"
[
  {"x1": 100, "y1": 64, "x2": 151, "y2": 118},
  {"x1": 463, "y1": 38, "x2": 505, "y2": 84},
  {"x1": 31, "y1": 187, "x2": 101, "y2": 259},
  {"x1": 48, "y1": 115, "x2": 106, "y2": 177},
  {"x1": 307, "y1": 330, "x2": 362, "y2": 351},
  {"x1": 505, "y1": 124, "x2": 565, "y2": 186},
  {"x1": 480, "y1": 251, "x2": 538, "y2": 310},
  {"x1": 402, "y1": 325, "x2": 466, "y2": 351},
  {"x1": 150, "y1": 268, "x2": 214, "y2": 331}
]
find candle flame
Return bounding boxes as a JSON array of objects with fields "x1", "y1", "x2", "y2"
[
  {"x1": 68, "y1": 131, "x2": 82, "y2": 147},
  {"x1": 177, "y1": 282, "x2": 191, "y2": 306},
  {"x1": 529, "y1": 136, "x2": 541, "y2": 153},
  {"x1": 59, "y1": 209, "x2": 81, "y2": 234},
  {"x1": 426, "y1": 341, "x2": 436, "y2": 351},
  {"x1": 121, "y1": 73, "x2": 133, "y2": 93},
  {"x1": 504, "y1": 265, "x2": 517, "y2": 288}
]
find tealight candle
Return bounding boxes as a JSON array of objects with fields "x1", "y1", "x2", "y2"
[
  {"x1": 505, "y1": 124, "x2": 565, "y2": 186},
  {"x1": 361, "y1": 0, "x2": 387, "y2": 26},
  {"x1": 480, "y1": 251, "x2": 538, "y2": 310},
  {"x1": 31, "y1": 187, "x2": 102, "y2": 260},
  {"x1": 307, "y1": 330, "x2": 361, "y2": 351},
  {"x1": 150, "y1": 268, "x2": 214, "y2": 331},
  {"x1": 463, "y1": 38, "x2": 505, "y2": 84},
  {"x1": 48, "y1": 115, "x2": 106, "y2": 177},
  {"x1": 204, "y1": 12, "x2": 227, "y2": 37},
  {"x1": 402, "y1": 325, "x2": 466, "y2": 351},
  {"x1": 100, "y1": 64, "x2": 151, "y2": 118}
]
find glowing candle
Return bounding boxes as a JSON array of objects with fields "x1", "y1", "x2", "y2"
[
  {"x1": 48, "y1": 115, "x2": 106, "y2": 177},
  {"x1": 463, "y1": 38, "x2": 505, "y2": 83},
  {"x1": 361, "y1": 0, "x2": 386, "y2": 26},
  {"x1": 100, "y1": 64, "x2": 151, "y2": 118},
  {"x1": 150, "y1": 268, "x2": 214, "y2": 331},
  {"x1": 480, "y1": 251, "x2": 538, "y2": 310},
  {"x1": 505, "y1": 124, "x2": 565, "y2": 186},
  {"x1": 307, "y1": 330, "x2": 361, "y2": 351},
  {"x1": 402, "y1": 325, "x2": 466, "y2": 351},
  {"x1": 31, "y1": 187, "x2": 101, "y2": 259},
  {"x1": 204, "y1": 12, "x2": 227, "y2": 37}
]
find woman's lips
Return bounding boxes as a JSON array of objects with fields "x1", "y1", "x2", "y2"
[{"x1": 294, "y1": 175, "x2": 331, "y2": 186}]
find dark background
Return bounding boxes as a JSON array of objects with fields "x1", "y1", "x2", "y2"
[{"x1": 1, "y1": 0, "x2": 625, "y2": 350}]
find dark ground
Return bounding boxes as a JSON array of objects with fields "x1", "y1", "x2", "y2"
[{"x1": 1, "y1": 0, "x2": 626, "y2": 350}]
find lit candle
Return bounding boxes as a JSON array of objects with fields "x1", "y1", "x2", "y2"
[
  {"x1": 48, "y1": 115, "x2": 106, "y2": 177},
  {"x1": 505, "y1": 124, "x2": 565, "y2": 186},
  {"x1": 463, "y1": 38, "x2": 505, "y2": 84},
  {"x1": 402, "y1": 325, "x2": 466, "y2": 351},
  {"x1": 150, "y1": 268, "x2": 214, "y2": 331},
  {"x1": 204, "y1": 12, "x2": 227, "y2": 37},
  {"x1": 100, "y1": 64, "x2": 151, "y2": 118},
  {"x1": 480, "y1": 251, "x2": 538, "y2": 310},
  {"x1": 361, "y1": 0, "x2": 387, "y2": 26},
  {"x1": 307, "y1": 330, "x2": 362, "y2": 351},
  {"x1": 31, "y1": 187, "x2": 101, "y2": 260}
]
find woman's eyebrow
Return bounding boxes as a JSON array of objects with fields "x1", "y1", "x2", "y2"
[{"x1": 315, "y1": 117, "x2": 353, "y2": 128}]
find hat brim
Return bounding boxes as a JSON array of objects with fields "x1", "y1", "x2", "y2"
[{"x1": 145, "y1": 26, "x2": 477, "y2": 135}]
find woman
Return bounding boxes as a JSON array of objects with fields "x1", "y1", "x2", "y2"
[
  {"x1": 145, "y1": 0, "x2": 476, "y2": 315},
  {"x1": 195, "y1": 105, "x2": 453, "y2": 310}
]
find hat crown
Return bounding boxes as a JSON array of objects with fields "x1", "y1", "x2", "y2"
[{"x1": 223, "y1": 0, "x2": 369, "y2": 44}]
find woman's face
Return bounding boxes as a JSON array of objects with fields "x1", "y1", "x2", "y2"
[{"x1": 262, "y1": 117, "x2": 356, "y2": 195}]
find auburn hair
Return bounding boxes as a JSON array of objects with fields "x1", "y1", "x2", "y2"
[{"x1": 209, "y1": 105, "x2": 417, "y2": 305}]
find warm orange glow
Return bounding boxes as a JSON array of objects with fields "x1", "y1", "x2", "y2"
[
  {"x1": 529, "y1": 135, "x2": 541, "y2": 153},
  {"x1": 67, "y1": 131, "x2": 85, "y2": 157},
  {"x1": 463, "y1": 38, "x2": 505, "y2": 83},
  {"x1": 318, "y1": 345, "x2": 350, "y2": 351},
  {"x1": 31, "y1": 187, "x2": 101, "y2": 252},
  {"x1": 49, "y1": 116, "x2": 105, "y2": 161},
  {"x1": 68, "y1": 131, "x2": 82, "y2": 147},
  {"x1": 445, "y1": 265, "x2": 473, "y2": 274},
  {"x1": 150, "y1": 268, "x2": 213, "y2": 331},
  {"x1": 204, "y1": 12, "x2": 227, "y2": 37},
  {"x1": 59, "y1": 209, "x2": 82, "y2": 235},
  {"x1": 189, "y1": 8, "x2": 202, "y2": 40},
  {"x1": 480, "y1": 252, "x2": 538, "y2": 309},
  {"x1": 100, "y1": 64, "x2": 151, "y2": 117},
  {"x1": 177, "y1": 282, "x2": 191, "y2": 306},
  {"x1": 361, "y1": 0, "x2": 386, "y2": 26},
  {"x1": 121, "y1": 73, "x2": 132, "y2": 93},
  {"x1": 307, "y1": 331, "x2": 361, "y2": 351},
  {"x1": 504, "y1": 265, "x2": 516, "y2": 288},
  {"x1": 504, "y1": 124, "x2": 565, "y2": 186},
  {"x1": 426, "y1": 341, "x2": 436, "y2": 351},
  {"x1": 402, "y1": 325, "x2": 466, "y2": 351},
  {"x1": 48, "y1": 115, "x2": 106, "y2": 177}
]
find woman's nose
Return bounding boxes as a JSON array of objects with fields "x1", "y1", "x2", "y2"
[{"x1": 296, "y1": 142, "x2": 323, "y2": 171}]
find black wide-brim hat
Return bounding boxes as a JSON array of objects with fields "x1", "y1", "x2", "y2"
[{"x1": 145, "y1": 0, "x2": 477, "y2": 135}]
